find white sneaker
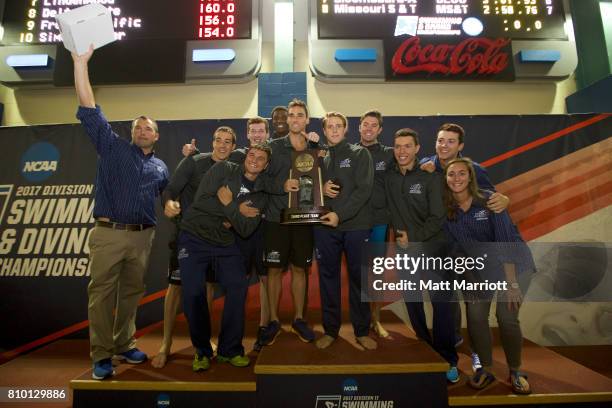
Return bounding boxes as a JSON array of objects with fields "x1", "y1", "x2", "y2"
[{"x1": 471, "y1": 352, "x2": 482, "y2": 372}]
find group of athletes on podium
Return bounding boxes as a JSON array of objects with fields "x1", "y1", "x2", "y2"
[{"x1": 74, "y1": 47, "x2": 532, "y2": 395}]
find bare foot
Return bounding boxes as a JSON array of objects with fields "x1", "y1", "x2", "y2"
[
  {"x1": 315, "y1": 335, "x2": 335, "y2": 349},
  {"x1": 371, "y1": 321, "x2": 391, "y2": 339},
  {"x1": 356, "y1": 336, "x2": 378, "y2": 350},
  {"x1": 152, "y1": 352, "x2": 168, "y2": 368}
]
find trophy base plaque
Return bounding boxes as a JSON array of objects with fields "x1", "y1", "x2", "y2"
[{"x1": 281, "y1": 207, "x2": 329, "y2": 225}]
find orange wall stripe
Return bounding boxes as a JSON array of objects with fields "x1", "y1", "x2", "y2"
[{"x1": 481, "y1": 114, "x2": 611, "y2": 168}]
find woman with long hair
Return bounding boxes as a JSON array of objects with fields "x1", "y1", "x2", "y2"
[{"x1": 443, "y1": 157, "x2": 533, "y2": 395}]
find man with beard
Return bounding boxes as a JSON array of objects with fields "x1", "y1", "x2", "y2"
[{"x1": 73, "y1": 46, "x2": 169, "y2": 380}]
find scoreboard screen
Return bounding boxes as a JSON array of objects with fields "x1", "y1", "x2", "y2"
[
  {"x1": 318, "y1": 0, "x2": 567, "y2": 40},
  {"x1": 0, "y1": 0, "x2": 252, "y2": 45}
]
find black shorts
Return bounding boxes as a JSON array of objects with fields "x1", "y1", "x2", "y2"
[
  {"x1": 235, "y1": 224, "x2": 266, "y2": 276},
  {"x1": 263, "y1": 220, "x2": 313, "y2": 269},
  {"x1": 168, "y1": 224, "x2": 215, "y2": 285}
]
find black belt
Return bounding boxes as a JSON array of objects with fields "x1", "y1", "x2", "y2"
[{"x1": 95, "y1": 220, "x2": 155, "y2": 231}]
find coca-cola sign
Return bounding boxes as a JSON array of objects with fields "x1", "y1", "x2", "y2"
[{"x1": 384, "y1": 36, "x2": 515, "y2": 81}]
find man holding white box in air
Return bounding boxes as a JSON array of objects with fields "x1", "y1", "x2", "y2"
[{"x1": 73, "y1": 45, "x2": 168, "y2": 380}]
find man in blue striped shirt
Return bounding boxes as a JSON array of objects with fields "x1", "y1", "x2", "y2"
[{"x1": 73, "y1": 46, "x2": 169, "y2": 380}]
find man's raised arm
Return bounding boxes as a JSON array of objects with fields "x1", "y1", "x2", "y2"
[{"x1": 72, "y1": 45, "x2": 95, "y2": 108}]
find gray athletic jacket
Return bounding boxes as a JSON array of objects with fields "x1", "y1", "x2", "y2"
[
  {"x1": 180, "y1": 161, "x2": 267, "y2": 246},
  {"x1": 321, "y1": 139, "x2": 373, "y2": 231},
  {"x1": 263, "y1": 135, "x2": 319, "y2": 223},
  {"x1": 384, "y1": 159, "x2": 446, "y2": 242},
  {"x1": 359, "y1": 142, "x2": 394, "y2": 226}
]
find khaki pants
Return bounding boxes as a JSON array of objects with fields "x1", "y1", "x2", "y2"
[{"x1": 87, "y1": 226, "x2": 155, "y2": 363}]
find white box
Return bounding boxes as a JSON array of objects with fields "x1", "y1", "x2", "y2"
[{"x1": 55, "y1": 4, "x2": 116, "y2": 56}]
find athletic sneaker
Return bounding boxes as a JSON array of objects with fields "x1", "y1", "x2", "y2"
[
  {"x1": 291, "y1": 319, "x2": 315, "y2": 342},
  {"x1": 253, "y1": 326, "x2": 267, "y2": 352},
  {"x1": 192, "y1": 353, "x2": 210, "y2": 372},
  {"x1": 92, "y1": 358, "x2": 115, "y2": 380},
  {"x1": 261, "y1": 320, "x2": 281, "y2": 345},
  {"x1": 447, "y1": 366, "x2": 460, "y2": 383},
  {"x1": 115, "y1": 348, "x2": 147, "y2": 364},
  {"x1": 471, "y1": 352, "x2": 482, "y2": 372},
  {"x1": 217, "y1": 354, "x2": 250, "y2": 367}
]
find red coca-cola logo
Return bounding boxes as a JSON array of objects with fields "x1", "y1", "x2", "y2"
[{"x1": 391, "y1": 37, "x2": 511, "y2": 76}]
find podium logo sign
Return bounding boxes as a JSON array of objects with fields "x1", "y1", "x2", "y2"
[
  {"x1": 156, "y1": 393, "x2": 170, "y2": 408},
  {"x1": 342, "y1": 378, "x2": 358, "y2": 395},
  {"x1": 315, "y1": 378, "x2": 395, "y2": 407}
]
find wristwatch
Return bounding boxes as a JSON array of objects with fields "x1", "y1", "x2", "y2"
[{"x1": 509, "y1": 282, "x2": 520, "y2": 289}]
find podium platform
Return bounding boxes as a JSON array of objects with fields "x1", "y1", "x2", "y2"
[
  {"x1": 255, "y1": 324, "x2": 449, "y2": 408},
  {"x1": 2, "y1": 315, "x2": 612, "y2": 408},
  {"x1": 63, "y1": 319, "x2": 612, "y2": 408},
  {"x1": 448, "y1": 332, "x2": 612, "y2": 407},
  {"x1": 69, "y1": 318, "x2": 450, "y2": 408},
  {"x1": 70, "y1": 348, "x2": 257, "y2": 407}
]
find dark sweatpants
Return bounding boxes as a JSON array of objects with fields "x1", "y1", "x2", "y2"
[
  {"x1": 405, "y1": 300, "x2": 458, "y2": 366},
  {"x1": 177, "y1": 231, "x2": 248, "y2": 358},
  {"x1": 314, "y1": 228, "x2": 371, "y2": 338},
  {"x1": 405, "y1": 264, "x2": 458, "y2": 367}
]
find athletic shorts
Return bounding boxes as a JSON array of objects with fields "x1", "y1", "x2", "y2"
[
  {"x1": 263, "y1": 220, "x2": 313, "y2": 269},
  {"x1": 234, "y1": 224, "x2": 266, "y2": 276}
]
